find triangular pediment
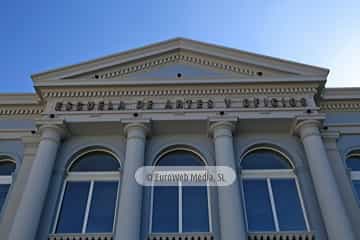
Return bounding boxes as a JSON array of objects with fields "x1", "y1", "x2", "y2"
[
  {"x1": 32, "y1": 38, "x2": 329, "y2": 86},
  {"x1": 67, "y1": 50, "x2": 298, "y2": 81}
]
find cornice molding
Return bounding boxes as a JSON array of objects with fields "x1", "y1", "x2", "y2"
[
  {"x1": 322, "y1": 87, "x2": 360, "y2": 100},
  {"x1": 41, "y1": 85, "x2": 318, "y2": 98},
  {"x1": 0, "y1": 93, "x2": 40, "y2": 104},
  {"x1": 0, "y1": 105, "x2": 43, "y2": 118},
  {"x1": 320, "y1": 87, "x2": 360, "y2": 112},
  {"x1": 0, "y1": 129, "x2": 36, "y2": 139},
  {"x1": 320, "y1": 101, "x2": 360, "y2": 112},
  {"x1": 90, "y1": 51, "x2": 258, "y2": 80}
]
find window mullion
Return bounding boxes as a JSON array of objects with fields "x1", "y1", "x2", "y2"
[
  {"x1": 179, "y1": 181, "x2": 182, "y2": 233},
  {"x1": 82, "y1": 181, "x2": 94, "y2": 233},
  {"x1": 149, "y1": 180, "x2": 154, "y2": 233},
  {"x1": 52, "y1": 181, "x2": 67, "y2": 233},
  {"x1": 294, "y1": 178, "x2": 310, "y2": 231},
  {"x1": 267, "y1": 178, "x2": 279, "y2": 231},
  {"x1": 206, "y1": 181, "x2": 212, "y2": 232}
]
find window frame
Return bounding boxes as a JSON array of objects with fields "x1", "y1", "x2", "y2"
[
  {"x1": 52, "y1": 150, "x2": 121, "y2": 234},
  {"x1": 149, "y1": 148, "x2": 212, "y2": 233},
  {"x1": 0, "y1": 175, "x2": 12, "y2": 185},
  {"x1": 346, "y1": 152, "x2": 360, "y2": 204},
  {"x1": 240, "y1": 147, "x2": 310, "y2": 232},
  {"x1": 0, "y1": 158, "x2": 16, "y2": 184},
  {"x1": 0, "y1": 158, "x2": 16, "y2": 213}
]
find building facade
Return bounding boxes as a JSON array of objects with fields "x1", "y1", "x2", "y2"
[{"x1": 0, "y1": 38, "x2": 359, "y2": 240}]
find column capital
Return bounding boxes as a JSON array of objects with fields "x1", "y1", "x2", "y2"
[
  {"x1": 294, "y1": 119, "x2": 321, "y2": 141},
  {"x1": 124, "y1": 121, "x2": 150, "y2": 140},
  {"x1": 291, "y1": 114, "x2": 325, "y2": 134},
  {"x1": 21, "y1": 136, "x2": 41, "y2": 157},
  {"x1": 209, "y1": 120, "x2": 236, "y2": 139},
  {"x1": 321, "y1": 131, "x2": 340, "y2": 150},
  {"x1": 36, "y1": 119, "x2": 67, "y2": 143}
]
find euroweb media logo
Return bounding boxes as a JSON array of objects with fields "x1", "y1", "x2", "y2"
[{"x1": 135, "y1": 166, "x2": 236, "y2": 186}]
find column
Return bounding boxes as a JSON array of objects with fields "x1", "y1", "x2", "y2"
[
  {"x1": 295, "y1": 120, "x2": 355, "y2": 240},
  {"x1": 322, "y1": 132, "x2": 360, "y2": 238},
  {"x1": 8, "y1": 123, "x2": 65, "y2": 240},
  {"x1": 210, "y1": 121, "x2": 247, "y2": 240},
  {"x1": 115, "y1": 122, "x2": 149, "y2": 240},
  {"x1": 0, "y1": 136, "x2": 39, "y2": 239}
]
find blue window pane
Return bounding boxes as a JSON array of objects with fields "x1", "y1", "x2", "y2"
[
  {"x1": 347, "y1": 156, "x2": 360, "y2": 171},
  {"x1": 152, "y1": 186, "x2": 178, "y2": 232},
  {"x1": 86, "y1": 181, "x2": 118, "y2": 233},
  {"x1": 353, "y1": 180, "x2": 360, "y2": 201},
  {"x1": 0, "y1": 161, "x2": 16, "y2": 175},
  {"x1": 243, "y1": 179, "x2": 275, "y2": 231},
  {"x1": 0, "y1": 184, "x2": 10, "y2": 211},
  {"x1": 70, "y1": 152, "x2": 120, "y2": 172},
  {"x1": 271, "y1": 179, "x2": 307, "y2": 231},
  {"x1": 157, "y1": 151, "x2": 204, "y2": 166},
  {"x1": 242, "y1": 150, "x2": 292, "y2": 170},
  {"x1": 183, "y1": 186, "x2": 209, "y2": 232},
  {"x1": 56, "y1": 181, "x2": 90, "y2": 233}
]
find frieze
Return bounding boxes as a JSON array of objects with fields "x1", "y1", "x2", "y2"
[{"x1": 53, "y1": 97, "x2": 308, "y2": 112}]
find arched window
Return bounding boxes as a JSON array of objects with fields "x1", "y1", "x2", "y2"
[
  {"x1": 241, "y1": 148, "x2": 309, "y2": 232},
  {"x1": 53, "y1": 150, "x2": 120, "y2": 234},
  {"x1": 0, "y1": 156, "x2": 16, "y2": 212},
  {"x1": 150, "y1": 149, "x2": 210, "y2": 233},
  {"x1": 346, "y1": 151, "x2": 360, "y2": 202}
]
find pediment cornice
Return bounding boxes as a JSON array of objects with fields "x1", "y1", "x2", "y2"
[
  {"x1": 75, "y1": 50, "x2": 260, "y2": 80},
  {"x1": 31, "y1": 38, "x2": 329, "y2": 84}
]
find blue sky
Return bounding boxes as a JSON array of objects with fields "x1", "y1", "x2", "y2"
[{"x1": 1, "y1": 0, "x2": 359, "y2": 92}]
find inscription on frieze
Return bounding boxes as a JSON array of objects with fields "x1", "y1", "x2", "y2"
[{"x1": 54, "y1": 97, "x2": 308, "y2": 112}]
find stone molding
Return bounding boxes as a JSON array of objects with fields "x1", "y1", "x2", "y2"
[
  {"x1": 3, "y1": 95, "x2": 360, "y2": 117},
  {"x1": 0, "y1": 85, "x2": 319, "y2": 118},
  {"x1": 89, "y1": 51, "x2": 258, "y2": 80},
  {"x1": 41, "y1": 85, "x2": 318, "y2": 98},
  {"x1": 0, "y1": 106, "x2": 43, "y2": 118},
  {"x1": 320, "y1": 101, "x2": 360, "y2": 112},
  {"x1": 248, "y1": 232, "x2": 315, "y2": 240},
  {"x1": 48, "y1": 233, "x2": 113, "y2": 240},
  {"x1": 148, "y1": 232, "x2": 214, "y2": 240}
]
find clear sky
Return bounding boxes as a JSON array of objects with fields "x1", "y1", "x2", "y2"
[{"x1": 1, "y1": 0, "x2": 359, "y2": 93}]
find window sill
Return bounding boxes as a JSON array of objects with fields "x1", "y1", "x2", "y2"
[
  {"x1": 48, "y1": 233, "x2": 113, "y2": 240},
  {"x1": 148, "y1": 232, "x2": 214, "y2": 240},
  {"x1": 248, "y1": 231, "x2": 315, "y2": 240}
]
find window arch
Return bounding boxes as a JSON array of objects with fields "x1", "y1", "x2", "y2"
[
  {"x1": 53, "y1": 149, "x2": 120, "y2": 234},
  {"x1": 241, "y1": 147, "x2": 309, "y2": 232},
  {"x1": 346, "y1": 150, "x2": 360, "y2": 202},
  {"x1": 150, "y1": 148, "x2": 211, "y2": 233},
  {"x1": 0, "y1": 156, "x2": 16, "y2": 213}
]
